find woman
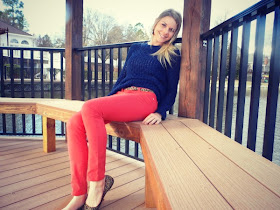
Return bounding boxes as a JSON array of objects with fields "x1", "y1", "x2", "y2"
[{"x1": 63, "y1": 8, "x2": 182, "y2": 210}]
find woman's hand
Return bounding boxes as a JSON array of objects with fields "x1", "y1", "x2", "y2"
[{"x1": 142, "y1": 113, "x2": 162, "y2": 125}]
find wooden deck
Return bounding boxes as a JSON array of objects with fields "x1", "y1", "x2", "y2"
[{"x1": 0, "y1": 137, "x2": 152, "y2": 210}]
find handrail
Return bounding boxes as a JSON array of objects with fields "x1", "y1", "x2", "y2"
[
  {"x1": 75, "y1": 38, "x2": 182, "y2": 51},
  {"x1": 0, "y1": 46, "x2": 65, "y2": 51}
]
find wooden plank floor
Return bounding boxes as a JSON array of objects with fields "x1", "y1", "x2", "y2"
[{"x1": 0, "y1": 138, "x2": 153, "y2": 210}]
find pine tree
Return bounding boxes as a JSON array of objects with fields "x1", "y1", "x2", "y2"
[{"x1": 0, "y1": 0, "x2": 28, "y2": 31}]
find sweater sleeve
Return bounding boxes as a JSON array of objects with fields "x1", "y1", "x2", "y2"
[
  {"x1": 155, "y1": 51, "x2": 181, "y2": 120},
  {"x1": 108, "y1": 43, "x2": 138, "y2": 96}
]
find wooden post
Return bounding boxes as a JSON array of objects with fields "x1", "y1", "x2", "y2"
[
  {"x1": 179, "y1": 0, "x2": 211, "y2": 120},
  {"x1": 65, "y1": 0, "x2": 83, "y2": 100},
  {"x1": 145, "y1": 167, "x2": 156, "y2": 208},
  {"x1": 42, "y1": 116, "x2": 56, "y2": 153}
]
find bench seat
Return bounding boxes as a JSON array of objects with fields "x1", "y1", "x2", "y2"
[
  {"x1": 1, "y1": 98, "x2": 280, "y2": 209},
  {"x1": 141, "y1": 118, "x2": 280, "y2": 209}
]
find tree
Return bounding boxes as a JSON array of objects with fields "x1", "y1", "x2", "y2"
[
  {"x1": 53, "y1": 34, "x2": 65, "y2": 48},
  {"x1": 36, "y1": 34, "x2": 53, "y2": 47},
  {"x1": 83, "y1": 9, "x2": 149, "y2": 46},
  {"x1": 83, "y1": 9, "x2": 116, "y2": 46},
  {"x1": 107, "y1": 25, "x2": 125, "y2": 44},
  {"x1": 124, "y1": 23, "x2": 149, "y2": 42},
  {"x1": 82, "y1": 9, "x2": 149, "y2": 61},
  {"x1": 0, "y1": 0, "x2": 28, "y2": 31},
  {"x1": 53, "y1": 37, "x2": 65, "y2": 48}
]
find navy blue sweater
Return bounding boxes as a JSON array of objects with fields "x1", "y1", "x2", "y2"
[{"x1": 108, "y1": 43, "x2": 181, "y2": 120}]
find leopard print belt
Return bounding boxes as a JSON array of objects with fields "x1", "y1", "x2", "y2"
[{"x1": 124, "y1": 86, "x2": 154, "y2": 93}]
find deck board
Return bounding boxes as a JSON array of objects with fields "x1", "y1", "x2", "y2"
[
  {"x1": 164, "y1": 119, "x2": 280, "y2": 209},
  {"x1": 0, "y1": 138, "x2": 149, "y2": 210},
  {"x1": 181, "y1": 119, "x2": 280, "y2": 197}
]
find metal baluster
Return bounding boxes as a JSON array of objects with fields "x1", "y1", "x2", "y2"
[
  {"x1": 108, "y1": 135, "x2": 113, "y2": 149},
  {"x1": 102, "y1": 49, "x2": 106, "y2": 96},
  {"x1": 225, "y1": 26, "x2": 238, "y2": 138},
  {"x1": 95, "y1": 49, "x2": 98, "y2": 98},
  {"x1": 0, "y1": 50, "x2": 6, "y2": 134},
  {"x1": 125, "y1": 140, "x2": 129, "y2": 155},
  {"x1": 30, "y1": 50, "x2": 35, "y2": 134},
  {"x1": 247, "y1": 13, "x2": 266, "y2": 151},
  {"x1": 203, "y1": 38, "x2": 213, "y2": 124},
  {"x1": 10, "y1": 49, "x2": 14, "y2": 98},
  {"x1": 134, "y1": 142, "x2": 139, "y2": 159},
  {"x1": 0, "y1": 49, "x2": 4, "y2": 97},
  {"x1": 60, "y1": 51, "x2": 64, "y2": 99},
  {"x1": 109, "y1": 48, "x2": 113, "y2": 91},
  {"x1": 209, "y1": 35, "x2": 220, "y2": 128},
  {"x1": 118, "y1": 48, "x2": 122, "y2": 76},
  {"x1": 9, "y1": 50, "x2": 16, "y2": 134},
  {"x1": 40, "y1": 51, "x2": 44, "y2": 98},
  {"x1": 88, "y1": 50, "x2": 92, "y2": 100},
  {"x1": 50, "y1": 51, "x2": 54, "y2": 98},
  {"x1": 216, "y1": 31, "x2": 228, "y2": 132},
  {"x1": 263, "y1": 7, "x2": 280, "y2": 160},
  {"x1": 235, "y1": 20, "x2": 251, "y2": 144},
  {"x1": 60, "y1": 51, "x2": 65, "y2": 135},
  {"x1": 20, "y1": 50, "x2": 26, "y2": 134},
  {"x1": 81, "y1": 51, "x2": 85, "y2": 101},
  {"x1": 20, "y1": 50, "x2": 24, "y2": 98},
  {"x1": 117, "y1": 137, "x2": 121, "y2": 152},
  {"x1": 30, "y1": 50, "x2": 34, "y2": 98}
]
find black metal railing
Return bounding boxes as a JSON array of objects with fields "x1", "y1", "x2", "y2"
[
  {"x1": 0, "y1": 47, "x2": 65, "y2": 136},
  {"x1": 201, "y1": 0, "x2": 280, "y2": 163},
  {"x1": 0, "y1": 1, "x2": 279, "y2": 164}
]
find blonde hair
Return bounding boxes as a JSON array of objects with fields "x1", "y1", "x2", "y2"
[{"x1": 151, "y1": 9, "x2": 182, "y2": 68}]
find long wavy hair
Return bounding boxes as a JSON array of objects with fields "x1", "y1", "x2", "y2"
[{"x1": 151, "y1": 9, "x2": 182, "y2": 68}]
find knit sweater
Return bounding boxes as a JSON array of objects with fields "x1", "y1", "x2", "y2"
[{"x1": 108, "y1": 42, "x2": 181, "y2": 120}]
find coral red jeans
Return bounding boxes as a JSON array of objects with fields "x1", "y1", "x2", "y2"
[{"x1": 67, "y1": 88, "x2": 158, "y2": 195}]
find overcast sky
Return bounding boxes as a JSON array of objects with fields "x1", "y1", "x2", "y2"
[{"x1": 0, "y1": 0, "x2": 261, "y2": 37}]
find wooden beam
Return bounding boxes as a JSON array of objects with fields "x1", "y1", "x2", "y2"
[
  {"x1": 42, "y1": 116, "x2": 56, "y2": 153},
  {"x1": 145, "y1": 167, "x2": 156, "y2": 208},
  {"x1": 65, "y1": 0, "x2": 83, "y2": 100},
  {"x1": 105, "y1": 121, "x2": 141, "y2": 143},
  {"x1": 179, "y1": 0, "x2": 211, "y2": 120},
  {"x1": 0, "y1": 102, "x2": 36, "y2": 114}
]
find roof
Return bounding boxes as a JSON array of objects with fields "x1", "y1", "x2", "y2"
[{"x1": 0, "y1": 20, "x2": 32, "y2": 36}]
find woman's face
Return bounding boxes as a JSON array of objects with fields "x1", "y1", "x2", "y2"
[{"x1": 151, "y1": 16, "x2": 177, "y2": 46}]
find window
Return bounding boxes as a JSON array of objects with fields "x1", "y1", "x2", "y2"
[
  {"x1": 21, "y1": 40, "x2": 29, "y2": 45},
  {"x1": 10, "y1": 39, "x2": 19, "y2": 44}
]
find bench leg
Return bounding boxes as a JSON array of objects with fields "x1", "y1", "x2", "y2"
[
  {"x1": 145, "y1": 167, "x2": 156, "y2": 208},
  {"x1": 42, "y1": 116, "x2": 56, "y2": 153}
]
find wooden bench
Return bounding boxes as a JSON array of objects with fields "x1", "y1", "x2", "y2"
[{"x1": 1, "y1": 97, "x2": 280, "y2": 209}]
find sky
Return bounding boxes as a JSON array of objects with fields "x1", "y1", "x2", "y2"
[{"x1": 0, "y1": 0, "x2": 261, "y2": 38}]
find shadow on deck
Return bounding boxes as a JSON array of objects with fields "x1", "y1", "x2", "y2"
[{"x1": 0, "y1": 137, "x2": 153, "y2": 210}]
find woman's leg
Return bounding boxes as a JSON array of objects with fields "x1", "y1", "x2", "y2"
[
  {"x1": 81, "y1": 90, "x2": 157, "y2": 182},
  {"x1": 64, "y1": 90, "x2": 157, "y2": 209},
  {"x1": 81, "y1": 90, "x2": 157, "y2": 207},
  {"x1": 67, "y1": 112, "x2": 88, "y2": 195},
  {"x1": 63, "y1": 112, "x2": 88, "y2": 210}
]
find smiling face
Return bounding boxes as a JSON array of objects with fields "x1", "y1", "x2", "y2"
[{"x1": 151, "y1": 16, "x2": 177, "y2": 46}]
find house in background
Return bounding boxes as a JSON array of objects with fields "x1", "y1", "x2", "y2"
[
  {"x1": 0, "y1": 20, "x2": 52, "y2": 80},
  {"x1": 0, "y1": 20, "x2": 35, "y2": 47}
]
